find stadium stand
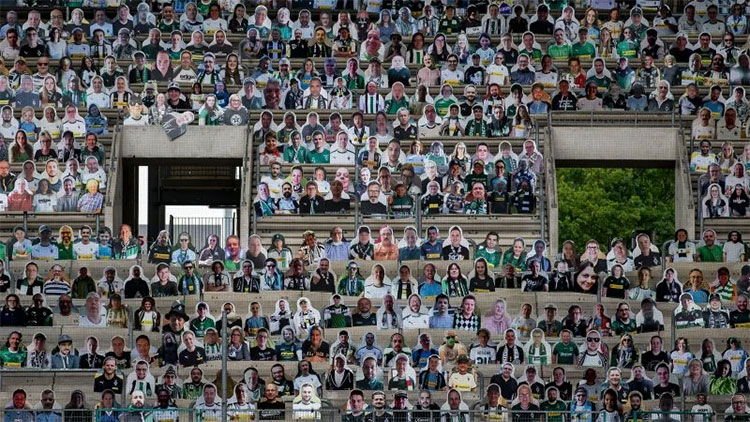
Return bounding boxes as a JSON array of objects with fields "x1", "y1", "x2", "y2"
[{"x1": 0, "y1": 0, "x2": 750, "y2": 421}]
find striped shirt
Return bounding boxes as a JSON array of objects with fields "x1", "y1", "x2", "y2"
[{"x1": 43, "y1": 280, "x2": 72, "y2": 296}]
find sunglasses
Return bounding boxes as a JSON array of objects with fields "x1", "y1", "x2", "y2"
[{"x1": 587, "y1": 337, "x2": 600, "y2": 342}]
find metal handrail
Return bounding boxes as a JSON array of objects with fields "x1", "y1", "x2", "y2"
[{"x1": 247, "y1": 122, "x2": 258, "y2": 236}]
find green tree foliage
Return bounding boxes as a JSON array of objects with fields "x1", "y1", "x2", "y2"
[{"x1": 557, "y1": 168, "x2": 675, "y2": 250}]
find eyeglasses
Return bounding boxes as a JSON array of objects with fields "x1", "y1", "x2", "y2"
[
  {"x1": 587, "y1": 337, "x2": 600, "y2": 342},
  {"x1": 266, "y1": 264, "x2": 276, "y2": 268},
  {"x1": 733, "y1": 401, "x2": 746, "y2": 405}
]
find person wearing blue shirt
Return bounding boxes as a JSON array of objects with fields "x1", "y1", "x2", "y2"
[
  {"x1": 704, "y1": 85, "x2": 726, "y2": 118},
  {"x1": 34, "y1": 389, "x2": 62, "y2": 422},
  {"x1": 324, "y1": 227, "x2": 350, "y2": 262},
  {"x1": 411, "y1": 333, "x2": 440, "y2": 368},
  {"x1": 420, "y1": 226, "x2": 443, "y2": 260},
  {"x1": 429, "y1": 294, "x2": 454, "y2": 328}
]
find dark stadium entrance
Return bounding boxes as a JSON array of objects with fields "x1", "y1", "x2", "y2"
[{"x1": 120, "y1": 159, "x2": 242, "y2": 244}]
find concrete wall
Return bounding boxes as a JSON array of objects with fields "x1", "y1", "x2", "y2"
[
  {"x1": 120, "y1": 126, "x2": 248, "y2": 158},
  {"x1": 551, "y1": 127, "x2": 679, "y2": 161}
]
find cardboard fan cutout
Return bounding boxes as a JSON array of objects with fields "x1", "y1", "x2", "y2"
[{"x1": 161, "y1": 111, "x2": 195, "y2": 141}]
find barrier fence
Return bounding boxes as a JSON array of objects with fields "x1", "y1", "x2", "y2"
[{"x1": 0, "y1": 407, "x2": 725, "y2": 422}]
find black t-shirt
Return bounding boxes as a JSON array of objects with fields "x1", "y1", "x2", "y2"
[
  {"x1": 343, "y1": 413, "x2": 367, "y2": 422},
  {"x1": 489, "y1": 191, "x2": 510, "y2": 214},
  {"x1": 105, "y1": 351, "x2": 132, "y2": 370},
  {"x1": 412, "y1": 404, "x2": 441, "y2": 422},
  {"x1": 511, "y1": 403, "x2": 540, "y2": 422},
  {"x1": 20, "y1": 44, "x2": 47, "y2": 57},
  {"x1": 490, "y1": 375, "x2": 518, "y2": 400},
  {"x1": 310, "y1": 271, "x2": 336, "y2": 293},
  {"x1": 257, "y1": 401, "x2": 285, "y2": 420},
  {"x1": 365, "y1": 411, "x2": 395, "y2": 422},
  {"x1": 178, "y1": 347, "x2": 206, "y2": 367},
  {"x1": 224, "y1": 108, "x2": 249, "y2": 126},
  {"x1": 352, "y1": 313, "x2": 377, "y2": 326},
  {"x1": 641, "y1": 351, "x2": 671, "y2": 371},
  {"x1": 634, "y1": 252, "x2": 661, "y2": 269},
  {"x1": 529, "y1": 20, "x2": 554, "y2": 34},
  {"x1": 324, "y1": 198, "x2": 350, "y2": 213},
  {"x1": 249, "y1": 346, "x2": 277, "y2": 361},
  {"x1": 552, "y1": 93, "x2": 578, "y2": 111},
  {"x1": 441, "y1": 245, "x2": 470, "y2": 260},
  {"x1": 653, "y1": 383, "x2": 680, "y2": 398},
  {"x1": 94, "y1": 374, "x2": 123, "y2": 393},
  {"x1": 731, "y1": 310, "x2": 750, "y2": 328},
  {"x1": 546, "y1": 381, "x2": 573, "y2": 401},
  {"x1": 603, "y1": 276, "x2": 630, "y2": 299},
  {"x1": 361, "y1": 201, "x2": 387, "y2": 216},
  {"x1": 422, "y1": 194, "x2": 444, "y2": 215},
  {"x1": 522, "y1": 274, "x2": 547, "y2": 292},
  {"x1": 299, "y1": 195, "x2": 326, "y2": 214},
  {"x1": 301, "y1": 341, "x2": 330, "y2": 361},
  {"x1": 394, "y1": 125, "x2": 418, "y2": 141},
  {"x1": 124, "y1": 278, "x2": 150, "y2": 299},
  {"x1": 469, "y1": 276, "x2": 495, "y2": 292}
]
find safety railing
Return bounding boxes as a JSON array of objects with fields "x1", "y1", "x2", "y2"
[{"x1": 0, "y1": 407, "x2": 722, "y2": 422}]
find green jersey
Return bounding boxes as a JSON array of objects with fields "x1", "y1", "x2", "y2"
[
  {"x1": 586, "y1": 75, "x2": 611, "y2": 90},
  {"x1": 343, "y1": 73, "x2": 365, "y2": 90},
  {"x1": 541, "y1": 400, "x2": 567, "y2": 422},
  {"x1": 325, "y1": 304, "x2": 351, "y2": 328},
  {"x1": 616, "y1": 40, "x2": 638, "y2": 59},
  {"x1": 385, "y1": 97, "x2": 410, "y2": 115},
  {"x1": 475, "y1": 247, "x2": 501, "y2": 269},
  {"x1": 0, "y1": 347, "x2": 26, "y2": 368},
  {"x1": 571, "y1": 42, "x2": 596, "y2": 60},
  {"x1": 390, "y1": 195, "x2": 414, "y2": 217},
  {"x1": 434, "y1": 98, "x2": 457, "y2": 117},
  {"x1": 306, "y1": 149, "x2": 330, "y2": 164},
  {"x1": 519, "y1": 48, "x2": 543, "y2": 61},
  {"x1": 57, "y1": 243, "x2": 75, "y2": 260},
  {"x1": 182, "y1": 382, "x2": 205, "y2": 401},
  {"x1": 611, "y1": 318, "x2": 637, "y2": 335},
  {"x1": 189, "y1": 317, "x2": 216, "y2": 338},
  {"x1": 283, "y1": 145, "x2": 310, "y2": 164},
  {"x1": 552, "y1": 341, "x2": 578, "y2": 365},
  {"x1": 547, "y1": 44, "x2": 571, "y2": 60},
  {"x1": 697, "y1": 245, "x2": 723, "y2": 262}
]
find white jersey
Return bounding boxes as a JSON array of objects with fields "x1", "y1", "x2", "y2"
[
  {"x1": 486, "y1": 64, "x2": 509, "y2": 85},
  {"x1": 364, "y1": 283, "x2": 392, "y2": 299},
  {"x1": 74, "y1": 241, "x2": 99, "y2": 260}
]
